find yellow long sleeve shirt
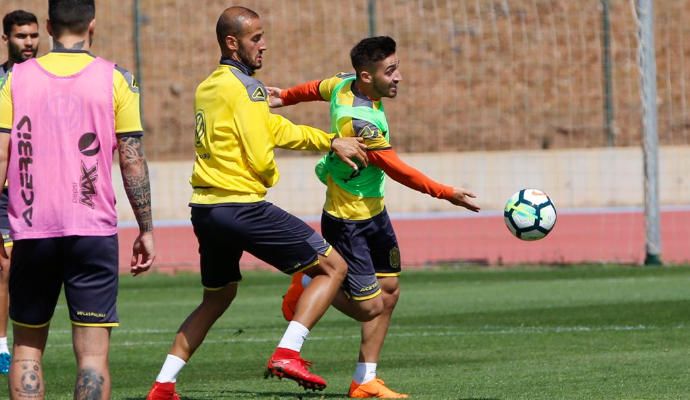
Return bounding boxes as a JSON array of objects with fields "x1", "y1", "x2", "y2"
[{"x1": 190, "y1": 59, "x2": 335, "y2": 205}]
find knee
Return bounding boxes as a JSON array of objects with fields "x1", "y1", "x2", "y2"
[
  {"x1": 354, "y1": 296, "x2": 384, "y2": 322},
  {"x1": 382, "y1": 284, "x2": 400, "y2": 311},
  {"x1": 312, "y1": 251, "x2": 347, "y2": 282},
  {"x1": 365, "y1": 298, "x2": 384, "y2": 321},
  {"x1": 202, "y1": 283, "x2": 237, "y2": 313}
]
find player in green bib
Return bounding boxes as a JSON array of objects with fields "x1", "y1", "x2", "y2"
[
  {"x1": 268, "y1": 36, "x2": 480, "y2": 398},
  {"x1": 315, "y1": 75, "x2": 388, "y2": 198}
]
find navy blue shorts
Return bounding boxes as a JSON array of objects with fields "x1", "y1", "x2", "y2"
[
  {"x1": 0, "y1": 187, "x2": 11, "y2": 247},
  {"x1": 321, "y1": 209, "x2": 401, "y2": 301},
  {"x1": 9, "y1": 235, "x2": 119, "y2": 327},
  {"x1": 191, "y1": 202, "x2": 332, "y2": 289}
]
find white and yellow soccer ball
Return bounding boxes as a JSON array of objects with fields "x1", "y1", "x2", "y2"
[{"x1": 503, "y1": 189, "x2": 557, "y2": 241}]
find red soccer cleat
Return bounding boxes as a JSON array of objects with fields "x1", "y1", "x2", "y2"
[
  {"x1": 146, "y1": 381, "x2": 180, "y2": 400},
  {"x1": 281, "y1": 272, "x2": 305, "y2": 321},
  {"x1": 265, "y1": 348, "x2": 327, "y2": 391}
]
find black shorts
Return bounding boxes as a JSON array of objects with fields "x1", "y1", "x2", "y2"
[
  {"x1": 9, "y1": 235, "x2": 119, "y2": 327},
  {"x1": 0, "y1": 187, "x2": 9, "y2": 231},
  {"x1": 0, "y1": 187, "x2": 11, "y2": 247},
  {"x1": 191, "y1": 202, "x2": 332, "y2": 289},
  {"x1": 321, "y1": 209, "x2": 401, "y2": 301}
]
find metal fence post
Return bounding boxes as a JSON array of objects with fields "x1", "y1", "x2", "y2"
[
  {"x1": 368, "y1": 0, "x2": 376, "y2": 37},
  {"x1": 636, "y1": 0, "x2": 662, "y2": 265},
  {"x1": 601, "y1": 0, "x2": 615, "y2": 146}
]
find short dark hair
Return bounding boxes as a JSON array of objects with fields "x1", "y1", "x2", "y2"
[
  {"x1": 216, "y1": 6, "x2": 259, "y2": 49},
  {"x1": 350, "y1": 36, "x2": 397, "y2": 72},
  {"x1": 49, "y1": 0, "x2": 95, "y2": 36},
  {"x1": 3, "y1": 10, "x2": 38, "y2": 36}
]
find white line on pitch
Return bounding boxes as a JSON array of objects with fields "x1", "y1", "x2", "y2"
[{"x1": 36, "y1": 324, "x2": 687, "y2": 348}]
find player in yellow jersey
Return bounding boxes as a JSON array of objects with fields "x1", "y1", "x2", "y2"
[
  {"x1": 268, "y1": 36, "x2": 480, "y2": 398},
  {"x1": 145, "y1": 6, "x2": 367, "y2": 399},
  {"x1": 0, "y1": 9, "x2": 40, "y2": 376},
  {"x1": 0, "y1": 1, "x2": 155, "y2": 398}
]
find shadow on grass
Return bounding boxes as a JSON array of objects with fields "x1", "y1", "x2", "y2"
[
  {"x1": 124, "y1": 389, "x2": 347, "y2": 399},
  {"x1": 220, "y1": 389, "x2": 349, "y2": 398},
  {"x1": 125, "y1": 393, "x2": 502, "y2": 400}
]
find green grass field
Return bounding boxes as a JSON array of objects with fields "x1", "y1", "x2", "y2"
[{"x1": 3, "y1": 265, "x2": 690, "y2": 399}]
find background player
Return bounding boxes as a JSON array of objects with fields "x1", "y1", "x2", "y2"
[
  {"x1": 0, "y1": 1, "x2": 155, "y2": 398},
  {"x1": 0, "y1": 8, "x2": 40, "y2": 376},
  {"x1": 268, "y1": 36, "x2": 480, "y2": 398}
]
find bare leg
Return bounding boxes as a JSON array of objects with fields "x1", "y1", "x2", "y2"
[
  {"x1": 265, "y1": 251, "x2": 347, "y2": 390},
  {"x1": 291, "y1": 251, "x2": 347, "y2": 329},
  {"x1": 0, "y1": 246, "x2": 11, "y2": 340},
  {"x1": 346, "y1": 277, "x2": 408, "y2": 398},
  {"x1": 169, "y1": 283, "x2": 237, "y2": 361},
  {"x1": 331, "y1": 290, "x2": 383, "y2": 323},
  {"x1": 72, "y1": 326, "x2": 111, "y2": 400},
  {"x1": 9, "y1": 324, "x2": 49, "y2": 400},
  {"x1": 358, "y1": 277, "x2": 400, "y2": 363}
]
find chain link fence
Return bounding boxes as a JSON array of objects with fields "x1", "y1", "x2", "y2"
[{"x1": 2, "y1": 0, "x2": 689, "y2": 160}]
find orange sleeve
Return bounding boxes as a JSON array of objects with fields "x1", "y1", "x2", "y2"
[
  {"x1": 369, "y1": 148, "x2": 454, "y2": 200},
  {"x1": 280, "y1": 80, "x2": 324, "y2": 106}
]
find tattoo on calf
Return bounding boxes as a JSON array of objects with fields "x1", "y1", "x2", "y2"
[
  {"x1": 74, "y1": 368, "x2": 105, "y2": 400},
  {"x1": 15, "y1": 359, "x2": 42, "y2": 397}
]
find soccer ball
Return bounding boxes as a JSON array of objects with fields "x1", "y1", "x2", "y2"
[{"x1": 503, "y1": 189, "x2": 557, "y2": 241}]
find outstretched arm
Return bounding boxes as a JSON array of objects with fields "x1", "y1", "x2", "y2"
[
  {"x1": 117, "y1": 135, "x2": 156, "y2": 275},
  {"x1": 267, "y1": 80, "x2": 323, "y2": 108},
  {"x1": 270, "y1": 113, "x2": 368, "y2": 169},
  {"x1": 369, "y1": 148, "x2": 480, "y2": 212},
  {"x1": 267, "y1": 76, "x2": 367, "y2": 169}
]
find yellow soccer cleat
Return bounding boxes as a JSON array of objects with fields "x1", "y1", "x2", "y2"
[{"x1": 348, "y1": 378, "x2": 409, "y2": 398}]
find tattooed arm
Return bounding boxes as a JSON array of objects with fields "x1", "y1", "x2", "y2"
[{"x1": 117, "y1": 135, "x2": 155, "y2": 275}]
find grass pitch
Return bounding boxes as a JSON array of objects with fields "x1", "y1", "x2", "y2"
[{"x1": 4, "y1": 265, "x2": 690, "y2": 399}]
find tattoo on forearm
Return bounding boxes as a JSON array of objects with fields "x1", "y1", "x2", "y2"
[
  {"x1": 54, "y1": 40, "x2": 86, "y2": 50},
  {"x1": 13, "y1": 359, "x2": 42, "y2": 398},
  {"x1": 118, "y1": 136, "x2": 153, "y2": 232},
  {"x1": 74, "y1": 368, "x2": 104, "y2": 400}
]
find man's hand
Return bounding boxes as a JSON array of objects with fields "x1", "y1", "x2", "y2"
[
  {"x1": 131, "y1": 231, "x2": 155, "y2": 276},
  {"x1": 447, "y1": 188, "x2": 480, "y2": 212},
  {"x1": 266, "y1": 86, "x2": 284, "y2": 108},
  {"x1": 331, "y1": 137, "x2": 368, "y2": 170}
]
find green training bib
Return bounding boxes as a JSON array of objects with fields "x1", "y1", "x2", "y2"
[{"x1": 315, "y1": 77, "x2": 389, "y2": 197}]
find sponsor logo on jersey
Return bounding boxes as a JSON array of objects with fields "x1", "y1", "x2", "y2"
[
  {"x1": 79, "y1": 161, "x2": 98, "y2": 209},
  {"x1": 358, "y1": 124, "x2": 380, "y2": 139},
  {"x1": 251, "y1": 86, "x2": 267, "y2": 101},
  {"x1": 77, "y1": 132, "x2": 100, "y2": 209},
  {"x1": 15, "y1": 116, "x2": 34, "y2": 227},
  {"x1": 195, "y1": 110, "x2": 206, "y2": 147}
]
